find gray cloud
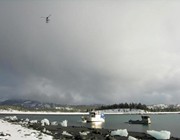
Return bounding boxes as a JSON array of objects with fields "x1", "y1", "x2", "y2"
[{"x1": 1, "y1": 0, "x2": 180, "y2": 104}]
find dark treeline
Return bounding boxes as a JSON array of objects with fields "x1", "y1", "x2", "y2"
[{"x1": 97, "y1": 103, "x2": 148, "y2": 110}]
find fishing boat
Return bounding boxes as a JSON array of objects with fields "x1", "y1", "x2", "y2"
[
  {"x1": 129, "y1": 115, "x2": 151, "y2": 125},
  {"x1": 82, "y1": 111, "x2": 105, "y2": 122}
]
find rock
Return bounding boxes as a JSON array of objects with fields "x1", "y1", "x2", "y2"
[
  {"x1": 5, "y1": 116, "x2": 18, "y2": 122},
  {"x1": 61, "y1": 120, "x2": 68, "y2": 127},
  {"x1": 51, "y1": 121, "x2": 58, "y2": 126},
  {"x1": 111, "y1": 129, "x2": 128, "y2": 137},
  {"x1": 41, "y1": 118, "x2": 50, "y2": 126}
]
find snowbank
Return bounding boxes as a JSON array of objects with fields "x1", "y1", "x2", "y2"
[{"x1": 0, "y1": 119, "x2": 53, "y2": 140}]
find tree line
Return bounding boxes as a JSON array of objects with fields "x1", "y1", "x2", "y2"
[{"x1": 97, "y1": 103, "x2": 147, "y2": 110}]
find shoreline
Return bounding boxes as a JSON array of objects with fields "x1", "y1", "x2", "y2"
[{"x1": 0, "y1": 110, "x2": 180, "y2": 115}]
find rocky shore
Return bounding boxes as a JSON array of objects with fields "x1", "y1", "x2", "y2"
[
  {"x1": 1, "y1": 116, "x2": 180, "y2": 140},
  {"x1": 29, "y1": 124, "x2": 180, "y2": 140}
]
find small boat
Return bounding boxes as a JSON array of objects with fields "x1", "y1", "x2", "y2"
[
  {"x1": 82, "y1": 111, "x2": 105, "y2": 123},
  {"x1": 129, "y1": 116, "x2": 151, "y2": 125}
]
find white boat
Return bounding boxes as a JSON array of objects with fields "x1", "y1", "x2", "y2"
[{"x1": 82, "y1": 111, "x2": 105, "y2": 123}]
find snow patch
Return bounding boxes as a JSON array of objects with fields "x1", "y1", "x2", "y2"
[
  {"x1": 30, "y1": 120, "x2": 38, "y2": 124},
  {"x1": 79, "y1": 131, "x2": 90, "y2": 136},
  {"x1": 5, "y1": 116, "x2": 18, "y2": 121},
  {"x1": 0, "y1": 119, "x2": 53, "y2": 140}
]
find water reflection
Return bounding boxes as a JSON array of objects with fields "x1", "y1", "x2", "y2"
[
  {"x1": 141, "y1": 123, "x2": 151, "y2": 132},
  {"x1": 91, "y1": 122, "x2": 104, "y2": 129}
]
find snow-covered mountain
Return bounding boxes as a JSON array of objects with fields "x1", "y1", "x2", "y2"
[
  {"x1": 0, "y1": 99, "x2": 78, "y2": 111},
  {"x1": 1, "y1": 99, "x2": 180, "y2": 111},
  {"x1": 0, "y1": 99, "x2": 56, "y2": 109}
]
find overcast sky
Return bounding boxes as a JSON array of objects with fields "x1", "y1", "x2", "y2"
[{"x1": 0, "y1": 0, "x2": 180, "y2": 105}]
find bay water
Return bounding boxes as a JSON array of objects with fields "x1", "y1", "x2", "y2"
[{"x1": 0, "y1": 114, "x2": 180, "y2": 138}]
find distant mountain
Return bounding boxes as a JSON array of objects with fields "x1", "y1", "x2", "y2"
[
  {"x1": 0, "y1": 99, "x2": 103, "y2": 112},
  {"x1": 1, "y1": 99, "x2": 180, "y2": 112},
  {"x1": 0, "y1": 99, "x2": 56, "y2": 109},
  {"x1": 0, "y1": 98, "x2": 8, "y2": 103}
]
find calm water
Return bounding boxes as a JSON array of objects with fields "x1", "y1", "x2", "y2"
[{"x1": 0, "y1": 114, "x2": 180, "y2": 138}]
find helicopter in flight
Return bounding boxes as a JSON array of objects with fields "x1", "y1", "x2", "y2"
[{"x1": 41, "y1": 15, "x2": 51, "y2": 23}]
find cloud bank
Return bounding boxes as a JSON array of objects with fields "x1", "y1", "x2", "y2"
[{"x1": 0, "y1": 0, "x2": 180, "y2": 104}]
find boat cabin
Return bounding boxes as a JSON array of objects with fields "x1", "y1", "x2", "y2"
[
  {"x1": 82, "y1": 111, "x2": 105, "y2": 122},
  {"x1": 141, "y1": 116, "x2": 151, "y2": 124}
]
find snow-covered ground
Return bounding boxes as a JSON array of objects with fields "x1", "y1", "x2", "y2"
[
  {"x1": 0, "y1": 119, "x2": 52, "y2": 140},
  {"x1": 100, "y1": 108, "x2": 180, "y2": 114},
  {"x1": 0, "y1": 109, "x2": 88, "y2": 115},
  {"x1": 0, "y1": 109, "x2": 180, "y2": 115}
]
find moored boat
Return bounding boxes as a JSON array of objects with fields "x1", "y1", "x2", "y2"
[
  {"x1": 82, "y1": 111, "x2": 105, "y2": 123},
  {"x1": 129, "y1": 115, "x2": 151, "y2": 125}
]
